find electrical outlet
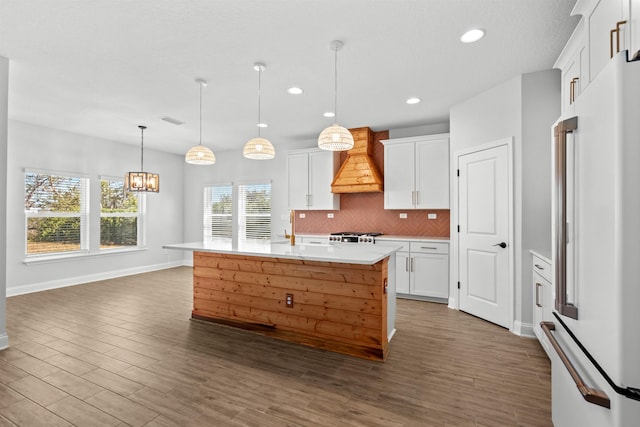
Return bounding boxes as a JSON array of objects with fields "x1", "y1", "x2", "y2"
[
  {"x1": 285, "y1": 293, "x2": 294, "y2": 308},
  {"x1": 299, "y1": 213, "x2": 306, "y2": 219},
  {"x1": 327, "y1": 213, "x2": 334, "y2": 218},
  {"x1": 399, "y1": 213, "x2": 408, "y2": 219},
  {"x1": 428, "y1": 213, "x2": 437, "y2": 219}
]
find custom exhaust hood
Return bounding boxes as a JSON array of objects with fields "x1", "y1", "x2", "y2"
[{"x1": 331, "y1": 127, "x2": 383, "y2": 193}]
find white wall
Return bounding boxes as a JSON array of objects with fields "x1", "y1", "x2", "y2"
[
  {"x1": 449, "y1": 69, "x2": 559, "y2": 335},
  {"x1": 6, "y1": 121, "x2": 186, "y2": 296},
  {"x1": 0, "y1": 57, "x2": 8, "y2": 349},
  {"x1": 182, "y1": 139, "x2": 315, "y2": 264}
]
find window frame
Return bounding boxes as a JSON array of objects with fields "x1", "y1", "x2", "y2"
[
  {"x1": 203, "y1": 183, "x2": 233, "y2": 242},
  {"x1": 99, "y1": 176, "x2": 145, "y2": 252},
  {"x1": 238, "y1": 181, "x2": 272, "y2": 245},
  {"x1": 24, "y1": 169, "x2": 90, "y2": 258}
]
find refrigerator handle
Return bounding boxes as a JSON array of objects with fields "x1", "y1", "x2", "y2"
[{"x1": 541, "y1": 321, "x2": 611, "y2": 409}]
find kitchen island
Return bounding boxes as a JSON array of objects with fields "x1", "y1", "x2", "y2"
[{"x1": 164, "y1": 241, "x2": 399, "y2": 360}]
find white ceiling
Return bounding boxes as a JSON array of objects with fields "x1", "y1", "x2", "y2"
[{"x1": 0, "y1": 0, "x2": 579, "y2": 155}]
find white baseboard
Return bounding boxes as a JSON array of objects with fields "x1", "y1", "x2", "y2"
[
  {"x1": 0, "y1": 333, "x2": 8, "y2": 351},
  {"x1": 447, "y1": 296, "x2": 457, "y2": 310},
  {"x1": 513, "y1": 320, "x2": 536, "y2": 338},
  {"x1": 6, "y1": 260, "x2": 189, "y2": 297}
]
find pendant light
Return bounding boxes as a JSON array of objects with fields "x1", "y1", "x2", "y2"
[
  {"x1": 318, "y1": 40, "x2": 354, "y2": 151},
  {"x1": 243, "y1": 63, "x2": 275, "y2": 160},
  {"x1": 125, "y1": 125, "x2": 160, "y2": 192},
  {"x1": 185, "y1": 78, "x2": 216, "y2": 165}
]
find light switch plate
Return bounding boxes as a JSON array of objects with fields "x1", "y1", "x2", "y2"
[
  {"x1": 428, "y1": 213, "x2": 437, "y2": 219},
  {"x1": 399, "y1": 213, "x2": 408, "y2": 219},
  {"x1": 327, "y1": 213, "x2": 334, "y2": 218},
  {"x1": 299, "y1": 213, "x2": 306, "y2": 218}
]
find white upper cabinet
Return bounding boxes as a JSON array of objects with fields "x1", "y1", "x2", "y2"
[
  {"x1": 556, "y1": 20, "x2": 588, "y2": 114},
  {"x1": 287, "y1": 148, "x2": 340, "y2": 211},
  {"x1": 556, "y1": 0, "x2": 640, "y2": 115},
  {"x1": 382, "y1": 134, "x2": 449, "y2": 210},
  {"x1": 586, "y1": 0, "x2": 626, "y2": 80}
]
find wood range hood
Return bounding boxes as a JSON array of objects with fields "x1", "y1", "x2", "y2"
[{"x1": 331, "y1": 127, "x2": 383, "y2": 193}]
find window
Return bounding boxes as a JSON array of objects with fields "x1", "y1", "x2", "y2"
[
  {"x1": 238, "y1": 182, "x2": 271, "y2": 244},
  {"x1": 203, "y1": 182, "x2": 272, "y2": 244},
  {"x1": 100, "y1": 178, "x2": 141, "y2": 249},
  {"x1": 204, "y1": 184, "x2": 232, "y2": 241},
  {"x1": 24, "y1": 171, "x2": 89, "y2": 255}
]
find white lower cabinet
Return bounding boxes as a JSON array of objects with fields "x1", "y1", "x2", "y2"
[
  {"x1": 531, "y1": 252, "x2": 553, "y2": 356},
  {"x1": 386, "y1": 239, "x2": 449, "y2": 301}
]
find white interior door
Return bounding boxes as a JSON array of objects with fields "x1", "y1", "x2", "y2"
[{"x1": 458, "y1": 142, "x2": 512, "y2": 328}]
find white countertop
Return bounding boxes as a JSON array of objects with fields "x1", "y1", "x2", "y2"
[{"x1": 164, "y1": 241, "x2": 402, "y2": 265}]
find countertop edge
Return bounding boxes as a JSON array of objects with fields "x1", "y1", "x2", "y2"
[{"x1": 164, "y1": 242, "x2": 402, "y2": 265}]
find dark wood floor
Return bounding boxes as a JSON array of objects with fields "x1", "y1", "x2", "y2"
[{"x1": 0, "y1": 267, "x2": 552, "y2": 426}]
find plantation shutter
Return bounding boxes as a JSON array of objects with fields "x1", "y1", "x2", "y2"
[
  {"x1": 238, "y1": 181, "x2": 271, "y2": 243},
  {"x1": 204, "y1": 184, "x2": 233, "y2": 241}
]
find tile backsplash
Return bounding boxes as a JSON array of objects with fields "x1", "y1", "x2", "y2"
[{"x1": 294, "y1": 130, "x2": 450, "y2": 237}]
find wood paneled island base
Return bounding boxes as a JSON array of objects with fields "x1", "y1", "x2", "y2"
[{"x1": 192, "y1": 251, "x2": 391, "y2": 361}]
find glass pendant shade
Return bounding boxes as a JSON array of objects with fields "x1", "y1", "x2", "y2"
[
  {"x1": 125, "y1": 125, "x2": 159, "y2": 193},
  {"x1": 318, "y1": 124, "x2": 354, "y2": 151},
  {"x1": 243, "y1": 137, "x2": 275, "y2": 159},
  {"x1": 185, "y1": 145, "x2": 216, "y2": 164},
  {"x1": 185, "y1": 78, "x2": 215, "y2": 165}
]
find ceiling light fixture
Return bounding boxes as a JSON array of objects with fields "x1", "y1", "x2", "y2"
[
  {"x1": 125, "y1": 125, "x2": 159, "y2": 193},
  {"x1": 243, "y1": 63, "x2": 275, "y2": 160},
  {"x1": 460, "y1": 28, "x2": 485, "y2": 43},
  {"x1": 323, "y1": 112, "x2": 335, "y2": 118},
  {"x1": 287, "y1": 87, "x2": 303, "y2": 95},
  {"x1": 185, "y1": 78, "x2": 216, "y2": 165},
  {"x1": 318, "y1": 40, "x2": 354, "y2": 151},
  {"x1": 406, "y1": 97, "x2": 421, "y2": 105}
]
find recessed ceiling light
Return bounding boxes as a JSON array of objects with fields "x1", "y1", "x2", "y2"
[
  {"x1": 406, "y1": 97, "x2": 421, "y2": 105},
  {"x1": 287, "y1": 87, "x2": 303, "y2": 95},
  {"x1": 161, "y1": 116, "x2": 185, "y2": 125},
  {"x1": 257, "y1": 123, "x2": 268, "y2": 128},
  {"x1": 460, "y1": 28, "x2": 485, "y2": 43},
  {"x1": 323, "y1": 111, "x2": 335, "y2": 118}
]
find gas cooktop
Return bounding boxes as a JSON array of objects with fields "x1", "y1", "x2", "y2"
[{"x1": 329, "y1": 232, "x2": 383, "y2": 243}]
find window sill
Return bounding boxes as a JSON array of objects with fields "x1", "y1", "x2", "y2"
[{"x1": 23, "y1": 247, "x2": 148, "y2": 265}]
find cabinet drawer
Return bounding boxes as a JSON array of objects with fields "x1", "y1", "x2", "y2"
[
  {"x1": 532, "y1": 256, "x2": 552, "y2": 282},
  {"x1": 380, "y1": 240, "x2": 410, "y2": 251},
  {"x1": 410, "y1": 242, "x2": 448, "y2": 254}
]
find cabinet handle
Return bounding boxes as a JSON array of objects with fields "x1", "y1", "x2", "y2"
[
  {"x1": 610, "y1": 20, "x2": 628, "y2": 58},
  {"x1": 308, "y1": 194, "x2": 312, "y2": 207},
  {"x1": 411, "y1": 190, "x2": 415, "y2": 205},
  {"x1": 536, "y1": 283, "x2": 542, "y2": 308},
  {"x1": 534, "y1": 264, "x2": 545, "y2": 271},
  {"x1": 570, "y1": 77, "x2": 579, "y2": 104},
  {"x1": 569, "y1": 80, "x2": 574, "y2": 104},
  {"x1": 415, "y1": 190, "x2": 419, "y2": 206},
  {"x1": 420, "y1": 246, "x2": 437, "y2": 250},
  {"x1": 405, "y1": 257, "x2": 409, "y2": 272},
  {"x1": 410, "y1": 257, "x2": 414, "y2": 272}
]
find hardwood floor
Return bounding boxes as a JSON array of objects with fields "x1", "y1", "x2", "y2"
[{"x1": 0, "y1": 267, "x2": 552, "y2": 426}]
